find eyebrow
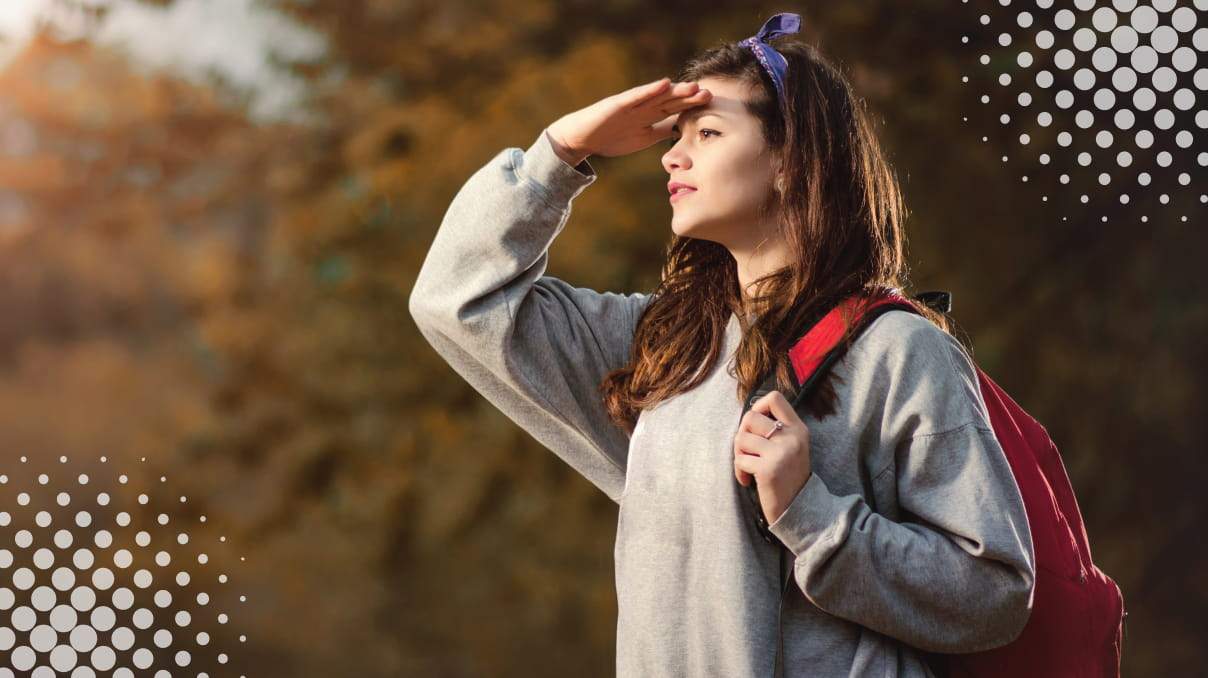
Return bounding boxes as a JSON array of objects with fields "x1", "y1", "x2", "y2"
[{"x1": 671, "y1": 109, "x2": 727, "y2": 132}]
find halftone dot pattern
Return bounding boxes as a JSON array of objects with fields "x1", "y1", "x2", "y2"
[
  {"x1": 0, "y1": 455, "x2": 248, "y2": 676},
  {"x1": 964, "y1": 0, "x2": 1206, "y2": 222}
]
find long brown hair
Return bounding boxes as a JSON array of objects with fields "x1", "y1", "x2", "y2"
[{"x1": 599, "y1": 37, "x2": 954, "y2": 433}]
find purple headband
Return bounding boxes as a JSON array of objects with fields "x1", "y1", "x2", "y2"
[{"x1": 736, "y1": 12, "x2": 802, "y2": 103}]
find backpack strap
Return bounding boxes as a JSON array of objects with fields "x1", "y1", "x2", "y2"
[{"x1": 739, "y1": 289, "x2": 952, "y2": 545}]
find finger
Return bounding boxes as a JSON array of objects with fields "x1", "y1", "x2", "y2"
[
  {"x1": 735, "y1": 431, "x2": 777, "y2": 458},
  {"x1": 623, "y1": 77, "x2": 671, "y2": 107},
  {"x1": 734, "y1": 451, "x2": 764, "y2": 486},
  {"x1": 740, "y1": 408, "x2": 780, "y2": 438},
  {"x1": 643, "y1": 80, "x2": 704, "y2": 108},
  {"x1": 751, "y1": 390, "x2": 801, "y2": 427},
  {"x1": 657, "y1": 89, "x2": 713, "y2": 116},
  {"x1": 649, "y1": 113, "x2": 677, "y2": 139}
]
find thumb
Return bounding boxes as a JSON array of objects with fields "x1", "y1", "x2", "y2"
[{"x1": 649, "y1": 112, "x2": 677, "y2": 140}]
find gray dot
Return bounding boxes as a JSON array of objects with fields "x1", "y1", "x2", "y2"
[
  {"x1": 1055, "y1": 48, "x2": 1077, "y2": 70},
  {"x1": 1130, "y1": 6, "x2": 1159, "y2": 34},
  {"x1": 1114, "y1": 109, "x2": 1136, "y2": 129},
  {"x1": 1093, "y1": 7, "x2": 1118, "y2": 32},
  {"x1": 1132, "y1": 87, "x2": 1156, "y2": 110},
  {"x1": 1131, "y1": 46, "x2": 1159, "y2": 73},
  {"x1": 1075, "y1": 27, "x2": 1098, "y2": 51},
  {"x1": 1172, "y1": 47, "x2": 1197, "y2": 72},
  {"x1": 1150, "y1": 26, "x2": 1178, "y2": 53},
  {"x1": 1171, "y1": 7, "x2": 1197, "y2": 32},
  {"x1": 1075, "y1": 68, "x2": 1097, "y2": 89},
  {"x1": 1151, "y1": 66, "x2": 1177, "y2": 92},
  {"x1": 1092, "y1": 47, "x2": 1118, "y2": 71}
]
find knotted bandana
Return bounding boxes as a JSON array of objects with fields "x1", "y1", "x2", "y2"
[{"x1": 736, "y1": 13, "x2": 802, "y2": 103}]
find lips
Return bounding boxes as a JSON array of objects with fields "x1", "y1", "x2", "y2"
[{"x1": 668, "y1": 181, "x2": 697, "y2": 202}]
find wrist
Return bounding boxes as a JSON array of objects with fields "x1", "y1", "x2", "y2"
[{"x1": 545, "y1": 127, "x2": 589, "y2": 168}]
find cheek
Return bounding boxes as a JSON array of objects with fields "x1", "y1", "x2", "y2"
[{"x1": 709, "y1": 162, "x2": 771, "y2": 211}]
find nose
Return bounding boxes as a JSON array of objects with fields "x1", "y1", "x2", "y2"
[{"x1": 662, "y1": 142, "x2": 690, "y2": 175}]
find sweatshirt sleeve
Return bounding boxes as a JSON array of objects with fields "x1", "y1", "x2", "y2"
[
  {"x1": 408, "y1": 127, "x2": 651, "y2": 505},
  {"x1": 767, "y1": 317, "x2": 1036, "y2": 654}
]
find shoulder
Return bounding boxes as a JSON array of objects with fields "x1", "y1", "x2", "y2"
[
  {"x1": 844, "y1": 309, "x2": 991, "y2": 440},
  {"x1": 852, "y1": 309, "x2": 972, "y2": 369}
]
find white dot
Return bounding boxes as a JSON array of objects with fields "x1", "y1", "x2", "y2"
[
  {"x1": 1092, "y1": 47, "x2": 1118, "y2": 72},
  {"x1": 1151, "y1": 26, "x2": 1178, "y2": 53},
  {"x1": 90, "y1": 644, "x2": 117, "y2": 671},
  {"x1": 1131, "y1": 6, "x2": 1159, "y2": 34},
  {"x1": 13, "y1": 567, "x2": 35, "y2": 589},
  {"x1": 1093, "y1": 7, "x2": 1118, "y2": 33},
  {"x1": 1055, "y1": 48, "x2": 1076, "y2": 70},
  {"x1": 1112, "y1": 67, "x2": 1138, "y2": 91},
  {"x1": 1078, "y1": 68, "x2": 1100, "y2": 91},
  {"x1": 133, "y1": 569, "x2": 153, "y2": 588},
  {"x1": 1075, "y1": 28, "x2": 1098, "y2": 51},
  {"x1": 1094, "y1": 88, "x2": 1116, "y2": 110},
  {"x1": 1131, "y1": 46, "x2": 1158, "y2": 73},
  {"x1": 89, "y1": 605, "x2": 115, "y2": 632},
  {"x1": 69, "y1": 625, "x2": 97, "y2": 653},
  {"x1": 1172, "y1": 47, "x2": 1197, "y2": 72},
  {"x1": 1133, "y1": 87, "x2": 1156, "y2": 110},
  {"x1": 1171, "y1": 7, "x2": 1197, "y2": 32},
  {"x1": 70, "y1": 587, "x2": 96, "y2": 613},
  {"x1": 132, "y1": 647, "x2": 154, "y2": 669}
]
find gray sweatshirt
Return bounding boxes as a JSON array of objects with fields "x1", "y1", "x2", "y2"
[{"x1": 408, "y1": 127, "x2": 1036, "y2": 678}]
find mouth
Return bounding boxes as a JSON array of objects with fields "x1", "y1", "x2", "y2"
[{"x1": 669, "y1": 187, "x2": 697, "y2": 203}]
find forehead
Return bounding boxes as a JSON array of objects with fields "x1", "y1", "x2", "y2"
[{"x1": 672, "y1": 77, "x2": 753, "y2": 129}]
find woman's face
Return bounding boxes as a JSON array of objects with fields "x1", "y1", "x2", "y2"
[{"x1": 661, "y1": 76, "x2": 780, "y2": 250}]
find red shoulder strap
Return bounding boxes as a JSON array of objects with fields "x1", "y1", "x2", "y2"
[{"x1": 787, "y1": 291, "x2": 920, "y2": 388}]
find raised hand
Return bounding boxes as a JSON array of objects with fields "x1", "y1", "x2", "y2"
[{"x1": 546, "y1": 77, "x2": 712, "y2": 166}]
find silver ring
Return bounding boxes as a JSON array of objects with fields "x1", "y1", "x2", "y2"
[{"x1": 763, "y1": 420, "x2": 784, "y2": 439}]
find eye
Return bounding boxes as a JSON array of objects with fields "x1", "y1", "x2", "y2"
[{"x1": 667, "y1": 129, "x2": 720, "y2": 148}]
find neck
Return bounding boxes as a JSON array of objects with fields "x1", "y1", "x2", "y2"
[{"x1": 730, "y1": 231, "x2": 790, "y2": 316}]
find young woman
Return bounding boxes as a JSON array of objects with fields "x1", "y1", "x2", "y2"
[{"x1": 410, "y1": 13, "x2": 1035, "y2": 678}]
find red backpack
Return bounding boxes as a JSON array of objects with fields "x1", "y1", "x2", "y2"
[{"x1": 741, "y1": 288, "x2": 1126, "y2": 677}]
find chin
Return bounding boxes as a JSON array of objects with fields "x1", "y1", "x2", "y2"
[{"x1": 670, "y1": 215, "x2": 723, "y2": 243}]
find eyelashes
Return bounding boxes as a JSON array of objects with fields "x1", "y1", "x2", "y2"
[{"x1": 667, "y1": 129, "x2": 720, "y2": 148}]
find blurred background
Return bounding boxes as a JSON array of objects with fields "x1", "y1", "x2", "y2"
[{"x1": 0, "y1": 0, "x2": 1203, "y2": 675}]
